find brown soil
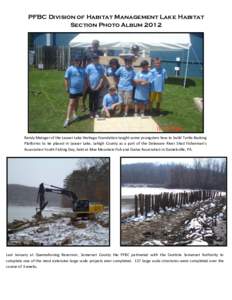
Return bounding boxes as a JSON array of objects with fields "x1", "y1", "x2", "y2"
[{"x1": 121, "y1": 207, "x2": 195, "y2": 246}]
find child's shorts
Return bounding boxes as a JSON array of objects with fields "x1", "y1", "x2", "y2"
[
  {"x1": 150, "y1": 92, "x2": 162, "y2": 103},
  {"x1": 134, "y1": 99, "x2": 148, "y2": 105},
  {"x1": 118, "y1": 90, "x2": 133, "y2": 105},
  {"x1": 69, "y1": 93, "x2": 83, "y2": 99}
]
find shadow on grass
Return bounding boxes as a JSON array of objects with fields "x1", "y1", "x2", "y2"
[
  {"x1": 166, "y1": 77, "x2": 196, "y2": 87},
  {"x1": 151, "y1": 109, "x2": 173, "y2": 117}
]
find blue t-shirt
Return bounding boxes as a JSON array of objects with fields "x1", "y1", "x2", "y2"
[
  {"x1": 115, "y1": 66, "x2": 135, "y2": 91},
  {"x1": 150, "y1": 67, "x2": 167, "y2": 92},
  {"x1": 103, "y1": 93, "x2": 122, "y2": 109},
  {"x1": 106, "y1": 67, "x2": 117, "y2": 77},
  {"x1": 85, "y1": 63, "x2": 105, "y2": 90},
  {"x1": 64, "y1": 66, "x2": 85, "y2": 94},
  {"x1": 134, "y1": 70, "x2": 152, "y2": 101}
]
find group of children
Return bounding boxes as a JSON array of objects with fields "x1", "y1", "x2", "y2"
[{"x1": 64, "y1": 54, "x2": 167, "y2": 128}]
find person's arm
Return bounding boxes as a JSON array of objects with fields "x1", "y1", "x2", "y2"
[
  {"x1": 83, "y1": 75, "x2": 88, "y2": 95},
  {"x1": 134, "y1": 78, "x2": 148, "y2": 85},
  {"x1": 133, "y1": 73, "x2": 148, "y2": 85},
  {"x1": 95, "y1": 74, "x2": 106, "y2": 91},
  {"x1": 64, "y1": 78, "x2": 69, "y2": 92},
  {"x1": 85, "y1": 66, "x2": 91, "y2": 89},
  {"x1": 114, "y1": 67, "x2": 121, "y2": 78},
  {"x1": 64, "y1": 68, "x2": 70, "y2": 91}
]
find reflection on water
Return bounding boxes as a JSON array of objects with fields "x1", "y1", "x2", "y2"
[{"x1": 8, "y1": 206, "x2": 72, "y2": 222}]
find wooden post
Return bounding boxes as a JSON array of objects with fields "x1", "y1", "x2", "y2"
[
  {"x1": 151, "y1": 195, "x2": 155, "y2": 212},
  {"x1": 145, "y1": 195, "x2": 150, "y2": 218},
  {"x1": 134, "y1": 195, "x2": 138, "y2": 217},
  {"x1": 139, "y1": 194, "x2": 144, "y2": 216}
]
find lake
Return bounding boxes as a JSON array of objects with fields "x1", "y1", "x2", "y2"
[{"x1": 8, "y1": 206, "x2": 72, "y2": 222}]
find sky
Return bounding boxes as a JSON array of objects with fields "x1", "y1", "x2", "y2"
[
  {"x1": 121, "y1": 157, "x2": 225, "y2": 166},
  {"x1": 8, "y1": 158, "x2": 94, "y2": 187}
]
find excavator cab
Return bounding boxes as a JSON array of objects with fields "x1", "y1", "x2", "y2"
[{"x1": 73, "y1": 199, "x2": 89, "y2": 212}]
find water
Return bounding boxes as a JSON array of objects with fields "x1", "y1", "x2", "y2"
[
  {"x1": 122, "y1": 186, "x2": 193, "y2": 198},
  {"x1": 8, "y1": 206, "x2": 72, "y2": 222}
]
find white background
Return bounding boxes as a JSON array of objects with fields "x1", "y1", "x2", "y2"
[{"x1": 0, "y1": 1, "x2": 231, "y2": 299}]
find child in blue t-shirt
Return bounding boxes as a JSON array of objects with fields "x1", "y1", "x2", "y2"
[
  {"x1": 133, "y1": 60, "x2": 151, "y2": 117},
  {"x1": 115, "y1": 57, "x2": 135, "y2": 117},
  {"x1": 106, "y1": 58, "x2": 120, "y2": 87},
  {"x1": 102, "y1": 86, "x2": 122, "y2": 118},
  {"x1": 85, "y1": 54, "x2": 105, "y2": 118},
  {"x1": 150, "y1": 57, "x2": 167, "y2": 114},
  {"x1": 64, "y1": 56, "x2": 86, "y2": 128}
]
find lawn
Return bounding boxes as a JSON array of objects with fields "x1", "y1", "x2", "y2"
[{"x1": 28, "y1": 69, "x2": 203, "y2": 133}]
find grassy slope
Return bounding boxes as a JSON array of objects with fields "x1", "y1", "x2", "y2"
[{"x1": 29, "y1": 69, "x2": 203, "y2": 133}]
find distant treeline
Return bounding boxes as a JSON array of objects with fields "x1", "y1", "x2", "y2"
[
  {"x1": 121, "y1": 159, "x2": 226, "y2": 191},
  {"x1": 62, "y1": 158, "x2": 110, "y2": 206},
  {"x1": 8, "y1": 184, "x2": 62, "y2": 206}
]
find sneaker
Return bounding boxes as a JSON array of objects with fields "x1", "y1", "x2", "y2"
[
  {"x1": 134, "y1": 113, "x2": 138, "y2": 117},
  {"x1": 90, "y1": 113, "x2": 94, "y2": 119},
  {"x1": 63, "y1": 119, "x2": 69, "y2": 128},
  {"x1": 140, "y1": 112, "x2": 145, "y2": 118},
  {"x1": 95, "y1": 114, "x2": 100, "y2": 118},
  {"x1": 124, "y1": 112, "x2": 128, "y2": 117},
  {"x1": 70, "y1": 115, "x2": 79, "y2": 122}
]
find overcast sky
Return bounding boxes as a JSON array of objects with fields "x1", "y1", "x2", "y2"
[{"x1": 8, "y1": 158, "x2": 91, "y2": 187}]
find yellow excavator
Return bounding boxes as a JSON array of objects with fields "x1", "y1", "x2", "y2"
[{"x1": 36, "y1": 183, "x2": 104, "y2": 218}]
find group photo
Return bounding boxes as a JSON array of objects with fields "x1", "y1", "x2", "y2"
[{"x1": 28, "y1": 32, "x2": 203, "y2": 133}]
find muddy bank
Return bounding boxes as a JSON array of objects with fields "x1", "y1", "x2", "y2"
[{"x1": 121, "y1": 196, "x2": 226, "y2": 246}]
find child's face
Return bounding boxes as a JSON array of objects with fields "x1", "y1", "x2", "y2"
[
  {"x1": 125, "y1": 60, "x2": 132, "y2": 68},
  {"x1": 110, "y1": 63, "x2": 117, "y2": 69},
  {"x1": 154, "y1": 61, "x2": 161, "y2": 68},
  {"x1": 142, "y1": 65, "x2": 149, "y2": 72},
  {"x1": 109, "y1": 90, "x2": 116, "y2": 96},
  {"x1": 74, "y1": 60, "x2": 81, "y2": 67}
]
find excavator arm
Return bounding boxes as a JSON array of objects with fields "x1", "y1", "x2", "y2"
[{"x1": 36, "y1": 183, "x2": 79, "y2": 214}]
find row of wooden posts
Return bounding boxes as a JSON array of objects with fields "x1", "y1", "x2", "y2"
[{"x1": 134, "y1": 190, "x2": 219, "y2": 218}]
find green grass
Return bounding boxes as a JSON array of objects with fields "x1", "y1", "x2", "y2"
[
  {"x1": 153, "y1": 77, "x2": 203, "y2": 132},
  {"x1": 29, "y1": 69, "x2": 203, "y2": 133},
  {"x1": 29, "y1": 69, "x2": 93, "y2": 133}
]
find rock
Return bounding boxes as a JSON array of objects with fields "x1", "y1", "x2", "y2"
[
  {"x1": 60, "y1": 237, "x2": 72, "y2": 245},
  {"x1": 36, "y1": 227, "x2": 49, "y2": 233},
  {"x1": 73, "y1": 222, "x2": 87, "y2": 229}
]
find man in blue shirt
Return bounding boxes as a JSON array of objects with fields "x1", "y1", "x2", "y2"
[
  {"x1": 133, "y1": 60, "x2": 151, "y2": 117},
  {"x1": 102, "y1": 86, "x2": 122, "y2": 117},
  {"x1": 85, "y1": 54, "x2": 105, "y2": 118},
  {"x1": 115, "y1": 57, "x2": 135, "y2": 117},
  {"x1": 64, "y1": 56, "x2": 86, "y2": 128},
  {"x1": 150, "y1": 57, "x2": 168, "y2": 114}
]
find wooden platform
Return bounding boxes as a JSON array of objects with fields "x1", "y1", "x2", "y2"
[{"x1": 94, "y1": 116, "x2": 162, "y2": 133}]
